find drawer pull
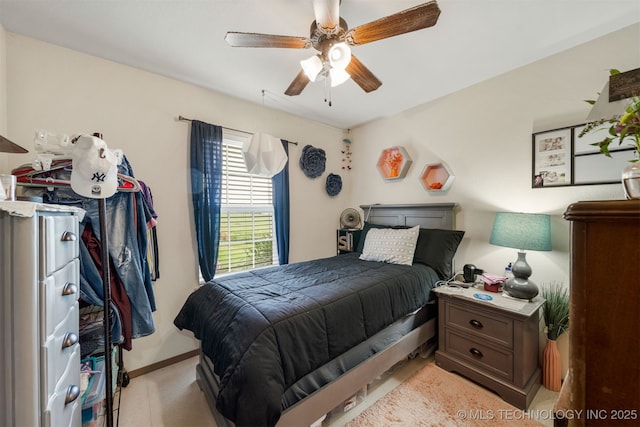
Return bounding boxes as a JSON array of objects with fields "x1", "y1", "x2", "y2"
[
  {"x1": 62, "y1": 282, "x2": 77, "y2": 296},
  {"x1": 62, "y1": 332, "x2": 79, "y2": 349},
  {"x1": 469, "y1": 347, "x2": 483, "y2": 358},
  {"x1": 61, "y1": 231, "x2": 77, "y2": 242},
  {"x1": 64, "y1": 385, "x2": 80, "y2": 405},
  {"x1": 469, "y1": 319, "x2": 483, "y2": 329}
]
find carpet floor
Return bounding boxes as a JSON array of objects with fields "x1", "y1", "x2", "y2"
[{"x1": 346, "y1": 363, "x2": 544, "y2": 427}]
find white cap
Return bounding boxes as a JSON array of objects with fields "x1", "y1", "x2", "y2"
[{"x1": 70, "y1": 135, "x2": 120, "y2": 199}]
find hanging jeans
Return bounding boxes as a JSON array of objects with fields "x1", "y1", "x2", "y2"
[
  {"x1": 83, "y1": 223, "x2": 134, "y2": 350},
  {"x1": 45, "y1": 186, "x2": 156, "y2": 339},
  {"x1": 79, "y1": 240, "x2": 124, "y2": 345}
]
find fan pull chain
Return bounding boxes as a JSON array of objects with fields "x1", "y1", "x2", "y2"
[{"x1": 324, "y1": 74, "x2": 332, "y2": 107}]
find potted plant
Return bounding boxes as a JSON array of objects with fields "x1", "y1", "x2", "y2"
[
  {"x1": 541, "y1": 282, "x2": 569, "y2": 391},
  {"x1": 579, "y1": 69, "x2": 640, "y2": 199}
]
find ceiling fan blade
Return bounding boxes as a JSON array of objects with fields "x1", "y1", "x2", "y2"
[
  {"x1": 0, "y1": 134, "x2": 28, "y2": 153},
  {"x1": 346, "y1": 55, "x2": 382, "y2": 93},
  {"x1": 345, "y1": 1, "x2": 441, "y2": 46},
  {"x1": 225, "y1": 32, "x2": 311, "y2": 49},
  {"x1": 285, "y1": 70, "x2": 311, "y2": 96},
  {"x1": 312, "y1": 0, "x2": 341, "y2": 35}
]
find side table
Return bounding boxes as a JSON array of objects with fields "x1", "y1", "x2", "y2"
[{"x1": 434, "y1": 285, "x2": 544, "y2": 409}]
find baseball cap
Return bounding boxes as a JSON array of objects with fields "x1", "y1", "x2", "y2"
[{"x1": 70, "y1": 135, "x2": 121, "y2": 199}]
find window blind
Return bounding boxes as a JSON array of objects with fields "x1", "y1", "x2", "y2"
[{"x1": 218, "y1": 133, "x2": 277, "y2": 273}]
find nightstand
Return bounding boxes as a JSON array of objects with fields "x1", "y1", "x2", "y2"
[
  {"x1": 434, "y1": 285, "x2": 544, "y2": 409},
  {"x1": 336, "y1": 229, "x2": 362, "y2": 255}
]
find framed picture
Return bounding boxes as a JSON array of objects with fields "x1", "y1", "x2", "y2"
[
  {"x1": 532, "y1": 127, "x2": 572, "y2": 187},
  {"x1": 573, "y1": 124, "x2": 637, "y2": 184},
  {"x1": 532, "y1": 124, "x2": 636, "y2": 188}
]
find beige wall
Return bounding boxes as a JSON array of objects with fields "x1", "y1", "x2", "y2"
[
  {"x1": 3, "y1": 23, "x2": 638, "y2": 373},
  {"x1": 347, "y1": 23, "x2": 639, "y2": 377},
  {"x1": 5, "y1": 33, "x2": 349, "y2": 371},
  {"x1": 349, "y1": 23, "x2": 639, "y2": 289}
]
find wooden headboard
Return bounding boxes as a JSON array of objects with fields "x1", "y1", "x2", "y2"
[{"x1": 360, "y1": 203, "x2": 457, "y2": 230}]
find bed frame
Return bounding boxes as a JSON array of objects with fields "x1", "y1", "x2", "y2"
[{"x1": 196, "y1": 203, "x2": 458, "y2": 427}]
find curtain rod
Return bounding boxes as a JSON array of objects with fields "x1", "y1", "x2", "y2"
[{"x1": 178, "y1": 115, "x2": 298, "y2": 146}]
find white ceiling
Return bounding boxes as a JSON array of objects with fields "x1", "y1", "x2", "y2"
[{"x1": 1, "y1": 1, "x2": 639, "y2": 129}]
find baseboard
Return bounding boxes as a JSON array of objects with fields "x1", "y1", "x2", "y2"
[{"x1": 127, "y1": 348, "x2": 199, "y2": 379}]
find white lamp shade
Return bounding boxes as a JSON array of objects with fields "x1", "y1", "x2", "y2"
[
  {"x1": 300, "y1": 55, "x2": 324, "y2": 82},
  {"x1": 328, "y1": 42, "x2": 351, "y2": 70},
  {"x1": 330, "y1": 68, "x2": 350, "y2": 87},
  {"x1": 243, "y1": 132, "x2": 288, "y2": 177}
]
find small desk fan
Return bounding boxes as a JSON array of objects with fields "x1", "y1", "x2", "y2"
[{"x1": 340, "y1": 208, "x2": 362, "y2": 229}]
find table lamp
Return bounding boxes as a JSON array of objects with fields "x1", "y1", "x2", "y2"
[{"x1": 489, "y1": 212, "x2": 551, "y2": 300}]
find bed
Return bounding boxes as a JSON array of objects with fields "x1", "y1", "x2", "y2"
[{"x1": 174, "y1": 203, "x2": 463, "y2": 427}]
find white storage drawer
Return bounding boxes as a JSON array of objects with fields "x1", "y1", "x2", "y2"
[
  {"x1": 1, "y1": 205, "x2": 82, "y2": 427},
  {"x1": 42, "y1": 214, "x2": 79, "y2": 276},
  {"x1": 43, "y1": 345, "x2": 81, "y2": 427},
  {"x1": 43, "y1": 259, "x2": 80, "y2": 337},
  {"x1": 42, "y1": 303, "x2": 80, "y2": 399}
]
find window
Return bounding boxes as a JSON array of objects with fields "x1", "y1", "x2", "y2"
[{"x1": 217, "y1": 130, "x2": 278, "y2": 274}]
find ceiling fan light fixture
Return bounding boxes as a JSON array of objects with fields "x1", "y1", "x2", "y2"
[
  {"x1": 226, "y1": 0, "x2": 442, "y2": 98},
  {"x1": 330, "y1": 68, "x2": 350, "y2": 87},
  {"x1": 328, "y1": 42, "x2": 351, "y2": 71},
  {"x1": 300, "y1": 55, "x2": 324, "y2": 82}
]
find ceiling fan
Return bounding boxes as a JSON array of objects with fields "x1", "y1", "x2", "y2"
[{"x1": 225, "y1": 0, "x2": 441, "y2": 98}]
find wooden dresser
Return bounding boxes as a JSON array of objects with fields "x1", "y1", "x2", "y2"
[
  {"x1": 0, "y1": 203, "x2": 82, "y2": 427},
  {"x1": 561, "y1": 200, "x2": 640, "y2": 426}
]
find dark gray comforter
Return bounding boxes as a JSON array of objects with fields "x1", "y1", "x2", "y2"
[{"x1": 174, "y1": 253, "x2": 439, "y2": 426}]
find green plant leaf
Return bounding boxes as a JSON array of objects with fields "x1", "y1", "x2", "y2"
[{"x1": 541, "y1": 282, "x2": 569, "y2": 340}]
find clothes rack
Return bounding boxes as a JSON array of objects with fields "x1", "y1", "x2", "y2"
[
  {"x1": 12, "y1": 133, "x2": 149, "y2": 427},
  {"x1": 12, "y1": 159, "x2": 141, "y2": 192},
  {"x1": 91, "y1": 130, "x2": 117, "y2": 427},
  {"x1": 98, "y1": 196, "x2": 115, "y2": 427}
]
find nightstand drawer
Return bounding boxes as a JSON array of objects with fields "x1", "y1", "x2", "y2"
[
  {"x1": 445, "y1": 302, "x2": 513, "y2": 348},
  {"x1": 446, "y1": 330, "x2": 513, "y2": 381}
]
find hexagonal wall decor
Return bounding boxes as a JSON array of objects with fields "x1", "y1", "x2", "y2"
[
  {"x1": 377, "y1": 146, "x2": 412, "y2": 180},
  {"x1": 420, "y1": 162, "x2": 455, "y2": 191}
]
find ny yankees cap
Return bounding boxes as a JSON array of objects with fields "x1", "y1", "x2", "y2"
[{"x1": 70, "y1": 135, "x2": 120, "y2": 199}]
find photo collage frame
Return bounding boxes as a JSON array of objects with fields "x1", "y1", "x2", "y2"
[{"x1": 532, "y1": 124, "x2": 636, "y2": 188}]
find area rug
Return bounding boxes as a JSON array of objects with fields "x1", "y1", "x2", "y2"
[{"x1": 346, "y1": 363, "x2": 544, "y2": 427}]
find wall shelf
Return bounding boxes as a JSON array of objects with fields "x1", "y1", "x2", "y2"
[
  {"x1": 376, "y1": 146, "x2": 412, "y2": 180},
  {"x1": 420, "y1": 162, "x2": 455, "y2": 191}
]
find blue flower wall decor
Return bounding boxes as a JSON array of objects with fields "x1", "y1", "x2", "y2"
[
  {"x1": 325, "y1": 173, "x2": 342, "y2": 196},
  {"x1": 299, "y1": 144, "x2": 326, "y2": 178}
]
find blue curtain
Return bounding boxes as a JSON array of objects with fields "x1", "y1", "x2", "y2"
[
  {"x1": 190, "y1": 120, "x2": 223, "y2": 282},
  {"x1": 272, "y1": 139, "x2": 290, "y2": 264}
]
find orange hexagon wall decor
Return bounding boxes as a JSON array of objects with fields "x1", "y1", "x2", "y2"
[
  {"x1": 420, "y1": 162, "x2": 455, "y2": 191},
  {"x1": 377, "y1": 146, "x2": 412, "y2": 180}
]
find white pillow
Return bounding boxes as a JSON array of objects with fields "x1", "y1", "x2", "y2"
[{"x1": 359, "y1": 225, "x2": 420, "y2": 266}]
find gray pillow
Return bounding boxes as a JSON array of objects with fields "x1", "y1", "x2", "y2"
[{"x1": 413, "y1": 228, "x2": 465, "y2": 279}]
